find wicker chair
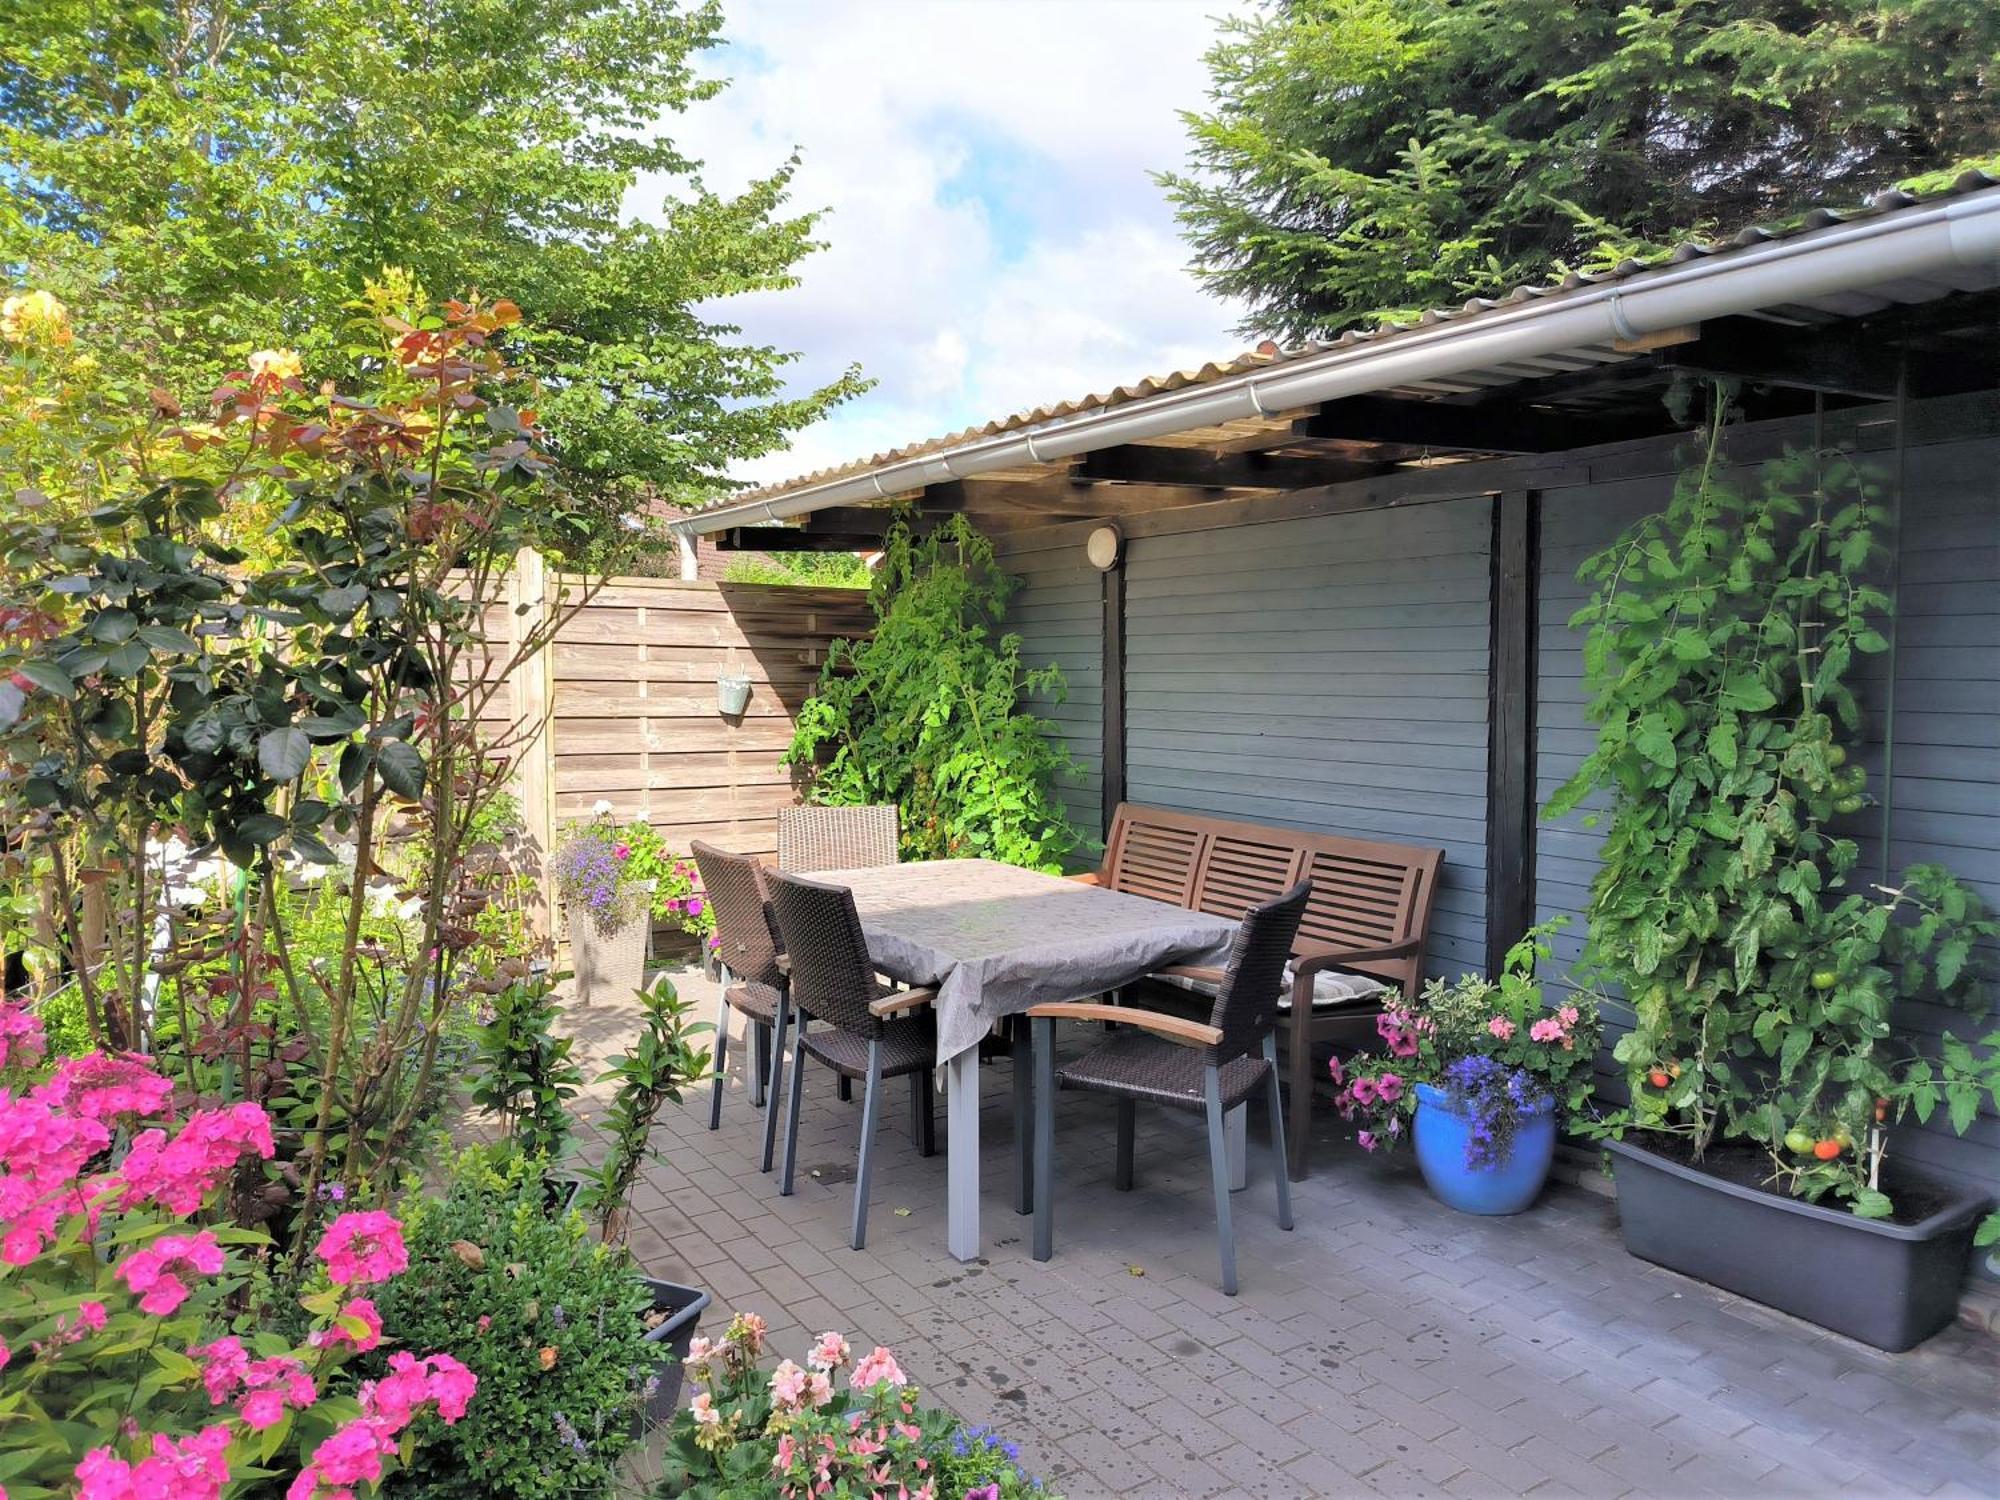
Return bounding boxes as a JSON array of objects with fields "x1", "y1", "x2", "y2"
[
  {"x1": 763, "y1": 870, "x2": 937, "y2": 1250},
  {"x1": 690, "y1": 841, "x2": 797, "y2": 1172},
  {"x1": 1027, "y1": 881, "x2": 1311, "y2": 1295},
  {"x1": 776, "y1": 805, "x2": 900, "y2": 873}
]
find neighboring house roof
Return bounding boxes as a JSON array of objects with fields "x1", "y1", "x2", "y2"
[{"x1": 676, "y1": 171, "x2": 2000, "y2": 539}]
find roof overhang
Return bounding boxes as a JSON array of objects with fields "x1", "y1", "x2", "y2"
[{"x1": 673, "y1": 181, "x2": 2000, "y2": 561}]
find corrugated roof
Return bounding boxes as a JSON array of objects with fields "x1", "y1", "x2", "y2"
[{"x1": 705, "y1": 169, "x2": 1999, "y2": 512}]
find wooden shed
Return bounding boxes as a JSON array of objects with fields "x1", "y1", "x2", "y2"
[{"x1": 671, "y1": 175, "x2": 2000, "y2": 1206}]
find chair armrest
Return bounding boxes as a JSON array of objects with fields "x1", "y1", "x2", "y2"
[
  {"x1": 1155, "y1": 963, "x2": 1226, "y2": 986},
  {"x1": 870, "y1": 986, "x2": 938, "y2": 1018},
  {"x1": 1293, "y1": 937, "x2": 1419, "y2": 979},
  {"x1": 1066, "y1": 871, "x2": 1104, "y2": 886},
  {"x1": 1026, "y1": 1002, "x2": 1220, "y2": 1048}
]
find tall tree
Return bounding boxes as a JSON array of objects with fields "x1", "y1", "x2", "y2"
[
  {"x1": 0, "y1": 0, "x2": 863, "y2": 539},
  {"x1": 1161, "y1": 0, "x2": 2000, "y2": 339}
]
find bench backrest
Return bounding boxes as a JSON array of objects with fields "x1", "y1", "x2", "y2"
[{"x1": 1096, "y1": 802, "x2": 1444, "y2": 994}]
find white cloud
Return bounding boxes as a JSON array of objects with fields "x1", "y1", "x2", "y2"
[{"x1": 628, "y1": 0, "x2": 1251, "y2": 484}]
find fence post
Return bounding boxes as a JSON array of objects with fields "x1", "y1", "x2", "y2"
[{"x1": 511, "y1": 548, "x2": 559, "y2": 939}]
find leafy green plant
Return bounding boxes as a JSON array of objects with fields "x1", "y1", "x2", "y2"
[
  {"x1": 616, "y1": 819, "x2": 718, "y2": 946},
  {"x1": 365, "y1": 1148, "x2": 654, "y2": 1500},
  {"x1": 469, "y1": 973, "x2": 584, "y2": 1167},
  {"x1": 1547, "y1": 395, "x2": 1999, "y2": 1230},
  {"x1": 577, "y1": 973, "x2": 712, "y2": 1242},
  {"x1": 785, "y1": 515, "x2": 1083, "y2": 871},
  {"x1": 721, "y1": 551, "x2": 872, "y2": 587}
]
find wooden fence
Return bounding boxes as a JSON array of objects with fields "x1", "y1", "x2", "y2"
[{"x1": 508, "y1": 569, "x2": 872, "y2": 928}]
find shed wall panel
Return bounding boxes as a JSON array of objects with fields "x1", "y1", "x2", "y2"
[{"x1": 995, "y1": 534, "x2": 1106, "y2": 844}]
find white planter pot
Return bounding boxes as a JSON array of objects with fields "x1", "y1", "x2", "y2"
[{"x1": 567, "y1": 881, "x2": 653, "y2": 1006}]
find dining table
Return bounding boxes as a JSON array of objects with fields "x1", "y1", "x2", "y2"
[{"x1": 798, "y1": 857, "x2": 1241, "y2": 1261}]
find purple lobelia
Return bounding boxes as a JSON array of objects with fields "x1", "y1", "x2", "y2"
[{"x1": 1440, "y1": 1055, "x2": 1548, "y2": 1170}]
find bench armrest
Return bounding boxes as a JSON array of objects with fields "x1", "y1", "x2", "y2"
[
  {"x1": 1155, "y1": 963, "x2": 1226, "y2": 986},
  {"x1": 1066, "y1": 871, "x2": 1104, "y2": 886},
  {"x1": 1026, "y1": 1002, "x2": 1220, "y2": 1048},
  {"x1": 870, "y1": 986, "x2": 939, "y2": 1018},
  {"x1": 1293, "y1": 937, "x2": 1419, "y2": 979}
]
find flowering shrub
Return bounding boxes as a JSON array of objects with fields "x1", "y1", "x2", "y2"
[
  {"x1": 661, "y1": 1313, "x2": 1051, "y2": 1499},
  {"x1": 552, "y1": 812, "x2": 649, "y2": 938},
  {"x1": 0, "y1": 1006, "x2": 474, "y2": 1494},
  {"x1": 1333, "y1": 923, "x2": 1601, "y2": 1165},
  {"x1": 360, "y1": 1147, "x2": 655, "y2": 1498},
  {"x1": 614, "y1": 817, "x2": 719, "y2": 948}
]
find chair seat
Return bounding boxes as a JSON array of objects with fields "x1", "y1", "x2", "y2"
[
  {"x1": 801, "y1": 1017, "x2": 934, "y2": 1080},
  {"x1": 1057, "y1": 1031, "x2": 1269, "y2": 1112},
  {"x1": 725, "y1": 979, "x2": 782, "y2": 1026}
]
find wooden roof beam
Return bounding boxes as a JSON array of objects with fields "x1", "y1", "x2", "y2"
[
  {"x1": 1071, "y1": 444, "x2": 1376, "y2": 491},
  {"x1": 1292, "y1": 394, "x2": 1669, "y2": 453},
  {"x1": 1663, "y1": 314, "x2": 1995, "y2": 401},
  {"x1": 718, "y1": 526, "x2": 879, "y2": 552},
  {"x1": 920, "y1": 478, "x2": 1243, "y2": 518}
]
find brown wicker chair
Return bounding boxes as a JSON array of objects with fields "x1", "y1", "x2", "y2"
[
  {"x1": 776, "y1": 805, "x2": 900, "y2": 873},
  {"x1": 1027, "y1": 881, "x2": 1310, "y2": 1295},
  {"x1": 690, "y1": 840, "x2": 792, "y2": 1173},
  {"x1": 764, "y1": 869, "x2": 937, "y2": 1250}
]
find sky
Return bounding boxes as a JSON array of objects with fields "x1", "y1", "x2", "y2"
[{"x1": 630, "y1": 0, "x2": 1252, "y2": 487}]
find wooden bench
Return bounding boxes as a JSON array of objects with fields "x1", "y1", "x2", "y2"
[{"x1": 1075, "y1": 802, "x2": 1444, "y2": 1180}]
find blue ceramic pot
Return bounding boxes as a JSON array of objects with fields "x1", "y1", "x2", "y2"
[{"x1": 1413, "y1": 1081, "x2": 1556, "y2": 1215}]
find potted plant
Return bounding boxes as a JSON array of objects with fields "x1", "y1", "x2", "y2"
[
  {"x1": 576, "y1": 972, "x2": 715, "y2": 1427},
  {"x1": 612, "y1": 818, "x2": 720, "y2": 963},
  {"x1": 1548, "y1": 405, "x2": 1998, "y2": 1350},
  {"x1": 552, "y1": 805, "x2": 653, "y2": 1005},
  {"x1": 1334, "y1": 923, "x2": 1601, "y2": 1215},
  {"x1": 467, "y1": 966, "x2": 586, "y2": 1212}
]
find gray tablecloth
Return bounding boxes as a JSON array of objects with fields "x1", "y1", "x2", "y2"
[{"x1": 803, "y1": 858, "x2": 1240, "y2": 1064}]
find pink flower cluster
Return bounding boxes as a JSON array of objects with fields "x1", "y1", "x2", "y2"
[
  {"x1": 314, "y1": 1210, "x2": 408, "y2": 1286},
  {"x1": 76, "y1": 1424, "x2": 231, "y2": 1500},
  {"x1": 849, "y1": 1346, "x2": 906, "y2": 1392},
  {"x1": 0, "y1": 1000, "x2": 44, "y2": 1071},
  {"x1": 288, "y1": 1352, "x2": 476, "y2": 1500},
  {"x1": 769, "y1": 1357, "x2": 834, "y2": 1411},
  {"x1": 191, "y1": 1338, "x2": 317, "y2": 1430},
  {"x1": 42, "y1": 1053, "x2": 176, "y2": 1121},
  {"x1": 115, "y1": 1102, "x2": 275, "y2": 1214},
  {"x1": 1528, "y1": 1004, "x2": 1582, "y2": 1050},
  {"x1": 1374, "y1": 1008, "x2": 1424, "y2": 1059},
  {"x1": 309, "y1": 1296, "x2": 384, "y2": 1353},
  {"x1": 113, "y1": 1232, "x2": 225, "y2": 1316}
]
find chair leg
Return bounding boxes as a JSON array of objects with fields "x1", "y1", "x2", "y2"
[
  {"x1": 1012, "y1": 1017, "x2": 1033, "y2": 1215},
  {"x1": 851, "y1": 1042, "x2": 884, "y2": 1250},
  {"x1": 1263, "y1": 1033, "x2": 1294, "y2": 1231},
  {"x1": 838, "y1": 1076, "x2": 852, "y2": 1104},
  {"x1": 1032, "y1": 1015, "x2": 1055, "y2": 1262},
  {"x1": 707, "y1": 992, "x2": 731, "y2": 1131},
  {"x1": 910, "y1": 1070, "x2": 936, "y2": 1157},
  {"x1": 760, "y1": 994, "x2": 790, "y2": 1174},
  {"x1": 1204, "y1": 1065, "x2": 1238, "y2": 1296},
  {"x1": 779, "y1": 1018, "x2": 808, "y2": 1197},
  {"x1": 1286, "y1": 1006, "x2": 1314, "y2": 1181},
  {"x1": 1114, "y1": 1098, "x2": 1136, "y2": 1191},
  {"x1": 751, "y1": 1021, "x2": 769, "y2": 1108}
]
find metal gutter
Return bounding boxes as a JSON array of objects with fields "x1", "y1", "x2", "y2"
[{"x1": 672, "y1": 188, "x2": 2000, "y2": 573}]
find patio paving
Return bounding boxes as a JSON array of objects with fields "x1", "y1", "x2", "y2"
[{"x1": 560, "y1": 964, "x2": 1999, "y2": 1499}]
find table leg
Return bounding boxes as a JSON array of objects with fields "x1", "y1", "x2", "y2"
[
  {"x1": 1012, "y1": 1018, "x2": 1033, "y2": 1216},
  {"x1": 947, "y1": 1046, "x2": 981, "y2": 1261},
  {"x1": 1226, "y1": 1102, "x2": 1248, "y2": 1192}
]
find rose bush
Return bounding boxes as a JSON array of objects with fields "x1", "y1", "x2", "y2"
[{"x1": 0, "y1": 1001, "x2": 474, "y2": 1496}]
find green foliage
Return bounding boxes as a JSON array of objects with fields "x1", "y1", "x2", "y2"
[
  {"x1": 469, "y1": 974, "x2": 584, "y2": 1165},
  {"x1": 0, "y1": 0, "x2": 864, "y2": 540},
  {"x1": 1547, "y1": 395, "x2": 2000, "y2": 1216},
  {"x1": 785, "y1": 516, "x2": 1084, "y2": 871},
  {"x1": 368, "y1": 1148, "x2": 655, "y2": 1499},
  {"x1": 1160, "y1": 0, "x2": 2000, "y2": 337},
  {"x1": 577, "y1": 973, "x2": 712, "y2": 1240},
  {"x1": 721, "y1": 550, "x2": 873, "y2": 588},
  {"x1": 616, "y1": 819, "x2": 718, "y2": 941}
]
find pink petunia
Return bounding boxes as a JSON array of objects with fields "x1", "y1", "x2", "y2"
[
  {"x1": 1375, "y1": 1073, "x2": 1404, "y2": 1103},
  {"x1": 315, "y1": 1210, "x2": 408, "y2": 1287},
  {"x1": 1487, "y1": 1016, "x2": 1515, "y2": 1041},
  {"x1": 1327, "y1": 1055, "x2": 1344, "y2": 1087},
  {"x1": 1349, "y1": 1076, "x2": 1378, "y2": 1107},
  {"x1": 1357, "y1": 1130, "x2": 1377, "y2": 1153}
]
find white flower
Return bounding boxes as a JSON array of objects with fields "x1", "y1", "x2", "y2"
[{"x1": 591, "y1": 798, "x2": 614, "y2": 817}]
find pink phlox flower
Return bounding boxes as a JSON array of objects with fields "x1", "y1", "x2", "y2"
[
  {"x1": 112, "y1": 1101, "x2": 275, "y2": 1214},
  {"x1": 76, "y1": 1424, "x2": 231, "y2": 1500},
  {"x1": 0, "y1": 1001, "x2": 45, "y2": 1072},
  {"x1": 289, "y1": 1415, "x2": 400, "y2": 1497},
  {"x1": 1487, "y1": 1016, "x2": 1516, "y2": 1041},
  {"x1": 314, "y1": 1210, "x2": 408, "y2": 1286},
  {"x1": 310, "y1": 1296, "x2": 384, "y2": 1353},
  {"x1": 849, "y1": 1346, "x2": 905, "y2": 1391},
  {"x1": 41, "y1": 1053, "x2": 175, "y2": 1122},
  {"x1": 192, "y1": 1335, "x2": 251, "y2": 1405},
  {"x1": 113, "y1": 1230, "x2": 224, "y2": 1315},
  {"x1": 238, "y1": 1355, "x2": 317, "y2": 1430},
  {"x1": 1529, "y1": 1017, "x2": 1565, "y2": 1044},
  {"x1": 0, "y1": 1087, "x2": 113, "y2": 1262},
  {"x1": 360, "y1": 1350, "x2": 475, "y2": 1428}
]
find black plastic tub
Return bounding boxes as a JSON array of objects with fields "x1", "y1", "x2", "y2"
[
  {"x1": 1604, "y1": 1138, "x2": 1988, "y2": 1351},
  {"x1": 636, "y1": 1276, "x2": 710, "y2": 1430}
]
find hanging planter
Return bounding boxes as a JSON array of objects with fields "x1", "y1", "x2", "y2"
[{"x1": 716, "y1": 672, "x2": 752, "y2": 716}]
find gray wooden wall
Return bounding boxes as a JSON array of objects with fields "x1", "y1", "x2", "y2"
[
  {"x1": 998, "y1": 403, "x2": 1997, "y2": 1202},
  {"x1": 996, "y1": 534, "x2": 1104, "y2": 840}
]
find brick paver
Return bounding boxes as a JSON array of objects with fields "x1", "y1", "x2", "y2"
[{"x1": 557, "y1": 968, "x2": 2000, "y2": 1498}]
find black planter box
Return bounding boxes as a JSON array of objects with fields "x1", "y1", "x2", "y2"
[
  {"x1": 1605, "y1": 1138, "x2": 1988, "y2": 1351},
  {"x1": 636, "y1": 1275, "x2": 710, "y2": 1430}
]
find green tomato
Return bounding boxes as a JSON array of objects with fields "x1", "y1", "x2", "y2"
[
  {"x1": 1810, "y1": 970, "x2": 1838, "y2": 991},
  {"x1": 1826, "y1": 744, "x2": 1848, "y2": 767},
  {"x1": 1834, "y1": 794, "x2": 1864, "y2": 815},
  {"x1": 1783, "y1": 1129, "x2": 1816, "y2": 1155}
]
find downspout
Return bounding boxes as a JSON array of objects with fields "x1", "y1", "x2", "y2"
[{"x1": 673, "y1": 189, "x2": 2000, "y2": 541}]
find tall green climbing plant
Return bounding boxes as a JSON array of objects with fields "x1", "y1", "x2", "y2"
[
  {"x1": 1547, "y1": 392, "x2": 1999, "y2": 1229},
  {"x1": 785, "y1": 516, "x2": 1083, "y2": 872}
]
